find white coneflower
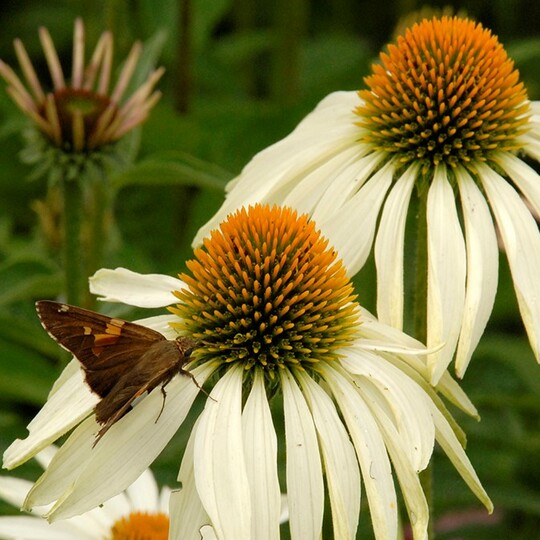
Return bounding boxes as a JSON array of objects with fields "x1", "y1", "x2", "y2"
[
  {"x1": 0, "y1": 447, "x2": 170, "y2": 539},
  {"x1": 194, "y1": 16, "x2": 540, "y2": 384},
  {"x1": 3, "y1": 205, "x2": 490, "y2": 539},
  {"x1": 0, "y1": 18, "x2": 163, "y2": 154}
]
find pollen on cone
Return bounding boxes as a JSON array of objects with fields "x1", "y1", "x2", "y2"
[{"x1": 171, "y1": 204, "x2": 360, "y2": 376}]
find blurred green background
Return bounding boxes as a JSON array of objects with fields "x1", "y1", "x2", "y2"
[{"x1": 0, "y1": 0, "x2": 539, "y2": 538}]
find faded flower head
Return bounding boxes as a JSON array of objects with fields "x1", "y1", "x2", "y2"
[
  {"x1": 195, "y1": 16, "x2": 540, "y2": 384},
  {"x1": 4, "y1": 205, "x2": 490, "y2": 539},
  {"x1": 0, "y1": 18, "x2": 163, "y2": 177}
]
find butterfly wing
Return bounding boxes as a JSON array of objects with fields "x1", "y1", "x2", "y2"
[
  {"x1": 92, "y1": 339, "x2": 184, "y2": 445},
  {"x1": 36, "y1": 300, "x2": 166, "y2": 397}
]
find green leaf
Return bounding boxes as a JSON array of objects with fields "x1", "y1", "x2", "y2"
[
  {"x1": 0, "y1": 313, "x2": 59, "y2": 358},
  {"x1": 111, "y1": 150, "x2": 232, "y2": 191},
  {"x1": 0, "y1": 339, "x2": 57, "y2": 405},
  {"x1": 0, "y1": 258, "x2": 62, "y2": 306}
]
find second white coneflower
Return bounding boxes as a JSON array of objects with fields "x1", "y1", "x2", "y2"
[{"x1": 194, "y1": 16, "x2": 540, "y2": 384}]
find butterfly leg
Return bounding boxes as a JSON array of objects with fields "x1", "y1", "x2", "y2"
[
  {"x1": 155, "y1": 384, "x2": 168, "y2": 423},
  {"x1": 179, "y1": 367, "x2": 216, "y2": 402}
]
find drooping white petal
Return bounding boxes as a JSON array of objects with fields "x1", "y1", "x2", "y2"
[
  {"x1": 89, "y1": 267, "x2": 184, "y2": 307},
  {"x1": 193, "y1": 91, "x2": 361, "y2": 245},
  {"x1": 341, "y1": 348, "x2": 435, "y2": 472},
  {"x1": 159, "y1": 486, "x2": 172, "y2": 514},
  {"x1": 0, "y1": 476, "x2": 32, "y2": 508},
  {"x1": 321, "y1": 159, "x2": 395, "y2": 276},
  {"x1": 3, "y1": 366, "x2": 97, "y2": 470},
  {"x1": 478, "y1": 162, "x2": 540, "y2": 361},
  {"x1": 194, "y1": 364, "x2": 251, "y2": 540},
  {"x1": 242, "y1": 370, "x2": 281, "y2": 540},
  {"x1": 24, "y1": 416, "x2": 106, "y2": 509},
  {"x1": 429, "y1": 404, "x2": 493, "y2": 513},
  {"x1": 43, "y1": 363, "x2": 214, "y2": 521},
  {"x1": 282, "y1": 148, "x2": 381, "y2": 219},
  {"x1": 134, "y1": 314, "x2": 179, "y2": 339},
  {"x1": 305, "y1": 150, "x2": 384, "y2": 224},
  {"x1": 33, "y1": 446, "x2": 58, "y2": 469},
  {"x1": 358, "y1": 389, "x2": 429, "y2": 540},
  {"x1": 455, "y1": 168, "x2": 499, "y2": 377},
  {"x1": 125, "y1": 468, "x2": 159, "y2": 512},
  {"x1": 356, "y1": 307, "x2": 478, "y2": 416},
  {"x1": 375, "y1": 163, "x2": 418, "y2": 329},
  {"x1": 497, "y1": 152, "x2": 540, "y2": 218},
  {"x1": 0, "y1": 516, "x2": 93, "y2": 539},
  {"x1": 426, "y1": 166, "x2": 466, "y2": 383},
  {"x1": 199, "y1": 525, "x2": 219, "y2": 540},
  {"x1": 281, "y1": 369, "x2": 324, "y2": 540},
  {"x1": 89, "y1": 491, "x2": 130, "y2": 527},
  {"x1": 297, "y1": 370, "x2": 360, "y2": 540},
  {"x1": 170, "y1": 417, "x2": 210, "y2": 540},
  {"x1": 321, "y1": 363, "x2": 398, "y2": 540}
]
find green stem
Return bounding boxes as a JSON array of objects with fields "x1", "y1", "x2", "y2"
[
  {"x1": 413, "y1": 188, "x2": 429, "y2": 344},
  {"x1": 176, "y1": 0, "x2": 192, "y2": 114},
  {"x1": 271, "y1": 0, "x2": 308, "y2": 104},
  {"x1": 413, "y1": 185, "x2": 434, "y2": 540},
  {"x1": 62, "y1": 177, "x2": 84, "y2": 306},
  {"x1": 86, "y1": 178, "x2": 110, "y2": 308}
]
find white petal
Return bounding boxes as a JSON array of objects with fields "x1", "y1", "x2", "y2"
[
  {"x1": 478, "y1": 163, "x2": 540, "y2": 361},
  {"x1": 158, "y1": 486, "x2": 172, "y2": 514},
  {"x1": 497, "y1": 152, "x2": 540, "y2": 218},
  {"x1": 125, "y1": 469, "x2": 159, "y2": 512},
  {"x1": 242, "y1": 370, "x2": 281, "y2": 540},
  {"x1": 297, "y1": 371, "x2": 360, "y2": 539},
  {"x1": 455, "y1": 168, "x2": 499, "y2": 377},
  {"x1": 3, "y1": 366, "x2": 97, "y2": 470},
  {"x1": 321, "y1": 159, "x2": 395, "y2": 276},
  {"x1": 281, "y1": 370, "x2": 324, "y2": 540},
  {"x1": 0, "y1": 476, "x2": 32, "y2": 508},
  {"x1": 426, "y1": 167, "x2": 466, "y2": 383},
  {"x1": 279, "y1": 493, "x2": 289, "y2": 524},
  {"x1": 89, "y1": 267, "x2": 184, "y2": 307},
  {"x1": 361, "y1": 398, "x2": 429, "y2": 540},
  {"x1": 170, "y1": 417, "x2": 209, "y2": 539},
  {"x1": 34, "y1": 446, "x2": 58, "y2": 470},
  {"x1": 133, "y1": 314, "x2": 179, "y2": 339},
  {"x1": 44, "y1": 363, "x2": 214, "y2": 521},
  {"x1": 306, "y1": 150, "x2": 384, "y2": 223},
  {"x1": 24, "y1": 416, "x2": 100, "y2": 509},
  {"x1": 194, "y1": 365, "x2": 251, "y2": 540},
  {"x1": 375, "y1": 163, "x2": 418, "y2": 329},
  {"x1": 192, "y1": 91, "x2": 361, "y2": 245},
  {"x1": 429, "y1": 405, "x2": 493, "y2": 512},
  {"x1": 341, "y1": 348, "x2": 435, "y2": 472},
  {"x1": 199, "y1": 525, "x2": 219, "y2": 540},
  {"x1": 321, "y1": 363, "x2": 397, "y2": 540},
  {"x1": 356, "y1": 310, "x2": 478, "y2": 416},
  {"x1": 0, "y1": 516, "x2": 93, "y2": 539},
  {"x1": 90, "y1": 491, "x2": 130, "y2": 525},
  {"x1": 282, "y1": 147, "x2": 379, "y2": 218}
]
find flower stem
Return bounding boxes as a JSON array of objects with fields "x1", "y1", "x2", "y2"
[
  {"x1": 414, "y1": 187, "x2": 429, "y2": 344},
  {"x1": 62, "y1": 177, "x2": 84, "y2": 306},
  {"x1": 86, "y1": 178, "x2": 110, "y2": 307},
  {"x1": 414, "y1": 184, "x2": 434, "y2": 540}
]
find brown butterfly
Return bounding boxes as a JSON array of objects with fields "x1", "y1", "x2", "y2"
[{"x1": 36, "y1": 300, "x2": 200, "y2": 445}]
